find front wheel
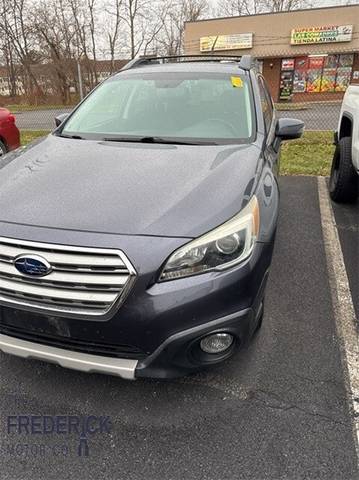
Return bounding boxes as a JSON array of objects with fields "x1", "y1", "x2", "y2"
[{"x1": 329, "y1": 137, "x2": 358, "y2": 203}]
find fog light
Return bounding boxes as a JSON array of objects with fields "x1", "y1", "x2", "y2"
[{"x1": 200, "y1": 333, "x2": 234, "y2": 354}]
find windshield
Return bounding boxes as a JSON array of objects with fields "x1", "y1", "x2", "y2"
[{"x1": 61, "y1": 71, "x2": 255, "y2": 145}]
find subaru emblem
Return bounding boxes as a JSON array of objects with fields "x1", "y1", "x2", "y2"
[{"x1": 14, "y1": 255, "x2": 52, "y2": 277}]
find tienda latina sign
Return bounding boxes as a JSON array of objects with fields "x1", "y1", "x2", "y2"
[{"x1": 290, "y1": 25, "x2": 353, "y2": 45}]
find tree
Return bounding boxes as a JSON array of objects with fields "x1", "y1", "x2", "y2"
[
  {"x1": 32, "y1": 0, "x2": 75, "y2": 103},
  {"x1": 121, "y1": 0, "x2": 142, "y2": 59},
  {"x1": 0, "y1": 0, "x2": 44, "y2": 102},
  {"x1": 261, "y1": 0, "x2": 312, "y2": 11},
  {"x1": 217, "y1": 0, "x2": 311, "y2": 16},
  {"x1": 157, "y1": 0, "x2": 209, "y2": 56},
  {"x1": 0, "y1": 0, "x2": 214, "y2": 104},
  {"x1": 116, "y1": 0, "x2": 171, "y2": 59},
  {"x1": 87, "y1": 0, "x2": 99, "y2": 83},
  {"x1": 0, "y1": 31, "x2": 17, "y2": 97},
  {"x1": 105, "y1": 0, "x2": 123, "y2": 73}
]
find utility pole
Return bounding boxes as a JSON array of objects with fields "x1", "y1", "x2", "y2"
[{"x1": 77, "y1": 60, "x2": 84, "y2": 100}]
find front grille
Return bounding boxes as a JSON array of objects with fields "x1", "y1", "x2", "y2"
[
  {"x1": 0, "y1": 323, "x2": 145, "y2": 359},
  {"x1": 0, "y1": 237, "x2": 137, "y2": 318}
]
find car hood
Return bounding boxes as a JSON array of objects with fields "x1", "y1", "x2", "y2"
[{"x1": 0, "y1": 135, "x2": 261, "y2": 238}]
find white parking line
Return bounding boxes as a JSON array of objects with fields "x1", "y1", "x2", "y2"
[{"x1": 318, "y1": 176, "x2": 359, "y2": 469}]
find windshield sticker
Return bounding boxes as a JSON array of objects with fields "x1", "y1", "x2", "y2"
[{"x1": 231, "y1": 76, "x2": 243, "y2": 88}]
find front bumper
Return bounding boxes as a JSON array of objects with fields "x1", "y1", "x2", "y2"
[
  {"x1": 0, "y1": 333, "x2": 138, "y2": 379},
  {"x1": 0, "y1": 238, "x2": 273, "y2": 379},
  {"x1": 0, "y1": 302, "x2": 262, "y2": 380}
]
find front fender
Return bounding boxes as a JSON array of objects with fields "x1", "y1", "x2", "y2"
[{"x1": 255, "y1": 164, "x2": 279, "y2": 243}]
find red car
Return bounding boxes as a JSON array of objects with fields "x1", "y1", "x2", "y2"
[{"x1": 0, "y1": 108, "x2": 20, "y2": 156}]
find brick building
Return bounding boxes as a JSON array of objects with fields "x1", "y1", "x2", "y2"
[{"x1": 184, "y1": 4, "x2": 359, "y2": 102}]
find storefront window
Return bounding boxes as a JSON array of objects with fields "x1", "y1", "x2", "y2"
[{"x1": 281, "y1": 54, "x2": 354, "y2": 97}]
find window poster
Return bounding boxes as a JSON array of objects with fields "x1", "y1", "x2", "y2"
[
  {"x1": 293, "y1": 57, "x2": 308, "y2": 92},
  {"x1": 293, "y1": 70, "x2": 306, "y2": 92},
  {"x1": 308, "y1": 56, "x2": 325, "y2": 69},
  {"x1": 279, "y1": 71, "x2": 294, "y2": 99},
  {"x1": 306, "y1": 69, "x2": 322, "y2": 92},
  {"x1": 325, "y1": 55, "x2": 338, "y2": 68},
  {"x1": 281, "y1": 59, "x2": 295, "y2": 71},
  {"x1": 295, "y1": 57, "x2": 309, "y2": 70},
  {"x1": 335, "y1": 67, "x2": 352, "y2": 91},
  {"x1": 338, "y1": 54, "x2": 354, "y2": 67},
  {"x1": 321, "y1": 68, "x2": 336, "y2": 92}
]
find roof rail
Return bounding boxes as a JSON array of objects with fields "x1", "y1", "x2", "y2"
[
  {"x1": 120, "y1": 54, "x2": 254, "y2": 71},
  {"x1": 120, "y1": 57, "x2": 155, "y2": 71}
]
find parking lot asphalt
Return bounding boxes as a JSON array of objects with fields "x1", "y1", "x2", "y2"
[
  {"x1": 277, "y1": 103, "x2": 340, "y2": 131},
  {"x1": 0, "y1": 176, "x2": 358, "y2": 480},
  {"x1": 15, "y1": 108, "x2": 71, "y2": 130},
  {"x1": 15, "y1": 103, "x2": 341, "y2": 131}
]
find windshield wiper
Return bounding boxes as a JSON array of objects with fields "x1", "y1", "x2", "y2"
[
  {"x1": 57, "y1": 133, "x2": 84, "y2": 140},
  {"x1": 102, "y1": 136, "x2": 217, "y2": 146}
]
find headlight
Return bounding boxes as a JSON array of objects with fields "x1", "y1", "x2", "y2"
[{"x1": 160, "y1": 195, "x2": 260, "y2": 281}]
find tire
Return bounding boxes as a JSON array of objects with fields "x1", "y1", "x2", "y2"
[
  {"x1": 0, "y1": 140, "x2": 7, "y2": 157},
  {"x1": 329, "y1": 136, "x2": 358, "y2": 203}
]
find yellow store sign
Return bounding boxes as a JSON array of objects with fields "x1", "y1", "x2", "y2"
[
  {"x1": 200, "y1": 33, "x2": 253, "y2": 52},
  {"x1": 291, "y1": 25, "x2": 353, "y2": 45}
]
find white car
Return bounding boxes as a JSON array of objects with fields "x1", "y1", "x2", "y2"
[{"x1": 330, "y1": 85, "x2": 359, "y2": 203}]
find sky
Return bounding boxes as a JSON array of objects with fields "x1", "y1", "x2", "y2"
[
  {"x1": 307, "y1": 0, "x2": 358, "y2": 5},
  {"x1": 206, "y1": 0, "x2": 359, "y2": 21},
  {"x1": 210, "y1": 0, "x2": 359, "y2": 8}
]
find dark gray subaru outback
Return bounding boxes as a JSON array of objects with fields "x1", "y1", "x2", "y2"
[{"x1": 0, "y1": 56, "x2": 303, "y2": 379}]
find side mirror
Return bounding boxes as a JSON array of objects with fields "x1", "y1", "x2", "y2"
[
  {"x1": 55, "y1": 113, "x2": 69, "y2": 128},
  {"x1": 275, "y1": 118, "x2": 304, "y2": 141}
]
